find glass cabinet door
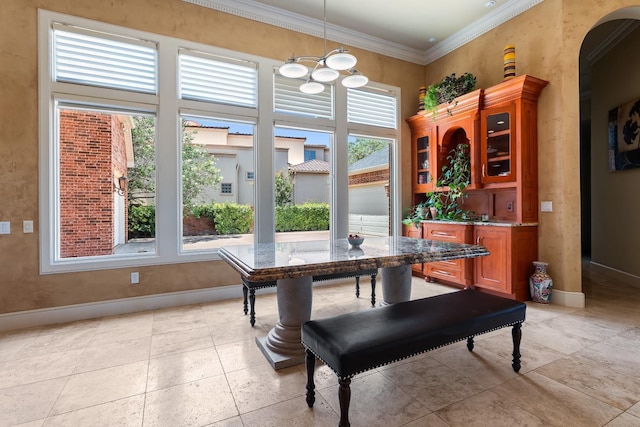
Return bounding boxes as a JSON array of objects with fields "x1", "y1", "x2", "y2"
[
  {"x1": 417, "y1": 134, "x2": 430, "y2": 186},
  {"x1": 482, "y1": 105, "x2": 515, "y2": 183}
]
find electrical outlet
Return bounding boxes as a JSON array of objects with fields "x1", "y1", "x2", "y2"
[
  {"x1": 506, "y1": 201, "x2": 514, "y2": 213},
  {"x1": 23, "y1": 220, "x2": 34, "y2": 233},
  {"x1": 131, "y1": 272, "x2": 139, "y2": 284},
  {"x1": 541, "y1": 201, "x2": 553, "y2": 212}
]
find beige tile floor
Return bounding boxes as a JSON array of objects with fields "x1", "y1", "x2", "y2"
[{"x1": 1, "y1": 264, "x2": 639, "y2": 426}]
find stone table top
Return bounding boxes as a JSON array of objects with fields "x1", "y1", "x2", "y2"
[{"x1": 219, "y1": 236, "x2": 489, "y2": 283}]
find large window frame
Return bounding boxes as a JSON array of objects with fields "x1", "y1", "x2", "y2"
[{"x1": 38, "y1": 10, "x2": 400, "y2": 274}]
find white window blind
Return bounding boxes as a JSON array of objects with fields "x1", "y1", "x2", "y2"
[
  {"x1": 53, "y1": 25, "x2": 157, "y2": 93},
  {"x1": 347, "y1": 88, "x2": 397, "y2": 129},
  {"x1": 179, "y1": 50, "x2": 257, "y2": 108},
  {"x1": 274, "y1": 74, "x2": 333, "y2": 119}
]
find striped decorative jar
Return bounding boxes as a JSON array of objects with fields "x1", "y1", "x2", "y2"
[{"x1": 503, "y1": 45, "x2": 516, "y2": 80}]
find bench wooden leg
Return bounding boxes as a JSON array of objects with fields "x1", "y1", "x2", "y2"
[
  {"x1": 305, "y1": 349, "x2": 316, "y2": 408},
  {"x1": 242, "y1": 285, "x2": 249, "y2": 315},
  {"x1": 466, "y1": 336, "x2": 474, "y2": 351},
  {"x1": 249, "y1": 289, "x2": 257, "y2": 327},
  {"x1": 338, "y1": 378, "x2": 351, "y2": 427},
  {"x1": 370, "y1": 273, "x2": 377, "y2": 307},
  {"x1": 355, "y1": 276, "x2": 360, "y2": 298},
  {"x1": 512, "y1": 322, "x2": 522, "y2": 372}
]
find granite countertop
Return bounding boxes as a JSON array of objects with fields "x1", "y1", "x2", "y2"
[
  {"x1": 422, "y1": 219, "x2": 538, "y2": 227},
  {"x1": 219, "y1": 236, "x2": 489, "y2": 282}
]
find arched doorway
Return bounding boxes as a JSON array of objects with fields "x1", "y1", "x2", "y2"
[{"x1": 579, "y1": 9, "x2": 640, "y2": 287}]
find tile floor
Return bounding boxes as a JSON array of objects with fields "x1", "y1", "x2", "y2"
[{"x1": 1, "y1": 264, "x2": 639, "y2": 426}]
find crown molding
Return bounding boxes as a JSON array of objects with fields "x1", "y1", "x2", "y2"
[
  {"x1": 585, "y1": 20, "x2": 640, "y2": 65},
  {"x1": 424, "y1": 0, "x2": 544, "y2": 64},
  {"x1": 182, "y1": 0, "x2": 543, "y2": 66}
]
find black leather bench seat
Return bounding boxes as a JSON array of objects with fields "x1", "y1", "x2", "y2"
[{"x1": 301, "y1": 289, "x2": 526, "y2": 426}]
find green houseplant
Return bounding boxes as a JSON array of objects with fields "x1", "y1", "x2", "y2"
[
  {"x1": 435, "y1": 143, "x2": 471, "y2": 220},
  {"x1": 423, "y1": 72, "x2": 477, "y2": 117}
]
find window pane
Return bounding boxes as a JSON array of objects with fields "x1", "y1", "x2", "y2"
[
  {"x1": 347, "y1": 88, "x2": 397, "y2": 129},
  {"x1": 181, "y1": 116, "x2": 255, "y2": 251},
  {"x1": 57, "y1": 107, "x2": 156, "y2": 258},
  {"x1": 53, "y1": 26, "x2": 157, "y2": 93},
  {"x1": 274, "y1": 74, "x2": 334, "y2": 119},
  {"x1": 348, "y1": 135, "x2": 392, "y2": 237},
  {"x1": 275, "y1": 126, "x2": 331, "y2": 242},
  {"x1": 179, "y1": 51, "x2": 257, "y2": 107}
]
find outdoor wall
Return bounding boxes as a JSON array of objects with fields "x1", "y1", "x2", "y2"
[
  {"x1": 59, "y1": 111, "x2": 114, "y2": 258},
  {"x1": 0, "y1": 0, "x2": 424, "y2": 315},
  {"x1": 424, "y1": 0, "x2": 640, "y2": 301},
  {"x1": 590, "y1": 25, "x2": 640, "y2": 279}
]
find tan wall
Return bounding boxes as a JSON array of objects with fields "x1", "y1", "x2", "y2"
[
  {"x1": 591, "y1": 25, "x2": 640, "y2": 277},
  {"x1": 425, "y1": 0, "x2": 640, "y2": 296},
  {"x1": 0, "y1": 0, "x2": 424, "y2": 314}
]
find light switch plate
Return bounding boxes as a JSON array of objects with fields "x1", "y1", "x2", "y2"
[
  {"x1": 131, "y1": 272, "x2": 139, "y2": 284},
  {"x1": 541, "y1": 201, "x2": 553, "y2": 212},
  {"x1": 0, "y1": 221, "x2": 10, "y2": 234}
]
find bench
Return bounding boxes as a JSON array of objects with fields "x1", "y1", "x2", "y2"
[
  {"x1": 241, "y1": 269, "x2": 378, "y2": 326},
  {"x1": 301, "y1": 289, "x2": 526, "y2": 427}
]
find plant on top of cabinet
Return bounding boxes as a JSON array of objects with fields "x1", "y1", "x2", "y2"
[
  {"x1": 436, "y1": 143, "x2": 471, "y2": 220},
  {"x1": 423, "y1": 72, "x2": 477, "y2": 117}
]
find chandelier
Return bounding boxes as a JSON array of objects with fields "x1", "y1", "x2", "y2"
[{"x1": 278, "y1": 0, "x2": 368, "y2": 94}]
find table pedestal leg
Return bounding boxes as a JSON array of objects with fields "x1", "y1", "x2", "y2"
[
  {"x1": 380, "y1": 264, "x2": 412, "y2": 305},
  {"x1": 256, "y1": 276, "x2": 312, "y2": 369}
]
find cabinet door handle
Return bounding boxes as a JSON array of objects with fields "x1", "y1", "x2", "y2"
[
  {"x1": 434, "y1": 269, "x2": 454, "y2": 277},
  {"x1": 432, "y1": 231, "x2": 452, "y2": 237},
  {"x1": 476, "y1": 236, "x2": 482, "y2": 245},
  {"x1": 482, "y1": 164, "x2": 485, "y2": 177}
]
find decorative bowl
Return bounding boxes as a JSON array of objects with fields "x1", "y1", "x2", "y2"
[{"x1": 347, "y1": 235, "x2": 364, "y2": 246}]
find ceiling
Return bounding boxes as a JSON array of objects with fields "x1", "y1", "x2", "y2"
[{"x1": 183, "y1": 0, "x2": 544, "y2": 65}]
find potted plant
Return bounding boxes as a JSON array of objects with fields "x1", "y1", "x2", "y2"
[
  {"x1": 436, "y1": 143, "x2": 471, "y2": 220},
  {"x1": 423, "y1": 72, "x2": 477, "y2": 118},
  {"x1": 425, "y1": 191, "x2": 443, "y2": 219}
]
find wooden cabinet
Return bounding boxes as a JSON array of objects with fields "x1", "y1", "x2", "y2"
[
  {"x1": 422, "y1": 222, "x2": 474, "y2": 287},
  {"x1": 407, "y1": 89, "x2": 482, "y2": 203},
  {"x1": 406, "y1": 75, "x2": 548, "y2": 301},
  {"x1": 481, "y1": 104, "x2": 516, "y2": 184},
  {"x1": 481, "y1": 75, "x2": 548, "y2": 223},
  {"x1": 406, "y1": 117, "x2": 436, "y2": 194},
  {"x1": 474, "y1": 225, "x2": 537, "y2": 301},
  {"x1": 403, "y1": 223, "x2": 424, "y2": 275}
]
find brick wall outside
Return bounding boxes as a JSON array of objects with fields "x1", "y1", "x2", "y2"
[
  {"x1": 349, "y1": 169, "x2": 389, "y2": 186},
  {"x1": 59, "y1": 110, "x2": 115, "y2": 257},
  {"x1": 183, "y1": 215, "x2": 215, "y2": 236},
  {"x1": 111, "y1": 116, "x2": 128, "y2": 242}
]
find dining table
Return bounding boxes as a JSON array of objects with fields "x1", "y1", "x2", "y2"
[{"x1": 219, "y1": 236, "x2": 489, "y2": 369}]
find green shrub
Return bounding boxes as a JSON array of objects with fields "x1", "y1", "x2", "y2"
[
  {"x1": 275, "y1": 203, "x2": 329, "y2": 232},
  {"x1": 128, "y1": 205, "x2": 156, "y2": 238},
  {"x1": 212, "y1": 203, "x2": 253, "y2": 235}
]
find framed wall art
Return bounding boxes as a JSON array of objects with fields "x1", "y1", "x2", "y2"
[{"x1": 608, "y1": 96, "x2": 640, "y2": 171}]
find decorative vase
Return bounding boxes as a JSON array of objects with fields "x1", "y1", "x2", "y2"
[
  {"x1": 529, "y1": 261, "x2": 552, "y2": 303},
  {"x1": 503, "y1": 45, "x2": 516, "y2": 80}
]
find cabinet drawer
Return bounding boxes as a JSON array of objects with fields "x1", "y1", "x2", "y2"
[
  {"x1": 423, "y1": 223, "x2": 473, "y2": 243},
  {"x1": 424, "y1": 262, "x2": 464, "y2": 283}
]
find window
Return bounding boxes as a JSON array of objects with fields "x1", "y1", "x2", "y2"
[
  {"x1": 304, "y1": 150, "x2": 316, "y2": 161},
  {"x1": 220, "y1": 183, "x2": 233, "y2": 194},
  {"x1": 39, "y1": 10, "x2": 400, "y2": 273}
]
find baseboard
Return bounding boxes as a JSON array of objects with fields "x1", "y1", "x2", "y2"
[
  {"x1": 549, "y1": 289, "x2": 585, "y2": 308},
  {"x1": 589, "y1": 261, "x2": 640, "y2": 289},
  {"x1": 0, "y1": 284, "x2": 264, "y2": 333},
  {"x1": 0, "y1": 278, "x2": 357, "y2": 333}
]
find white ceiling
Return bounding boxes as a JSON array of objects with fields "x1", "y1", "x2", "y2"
[{"x1": 183, "y1": 0, "x2": 544, "y2": 65}]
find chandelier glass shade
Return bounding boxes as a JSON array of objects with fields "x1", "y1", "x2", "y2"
[{"x1": 278, "y1": 0, "x2": 368, "y2": 93}]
